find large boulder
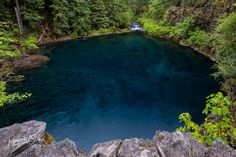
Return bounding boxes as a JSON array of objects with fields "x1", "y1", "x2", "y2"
[
  {"x1": 0, "y1": 121, "x2": 46, "y2": 157},
  {"x1": 43, "y1": 139, "x2": 85, "y2": 157},
  {"x1": 17, "y1": 139, "x2": 85, "y2": 157},
  {"x1": 206, "y1": 141, "x2": 236, "y2": 157},
  {"x1": 89, "y1": 140, "x2": 122, "y2": 157},
  {"x1": 153, "y1": 131, "x2": 207, "y2": 157},
  {"x1": 118, "y1": 138, "x2": 158, "y2": 157}
]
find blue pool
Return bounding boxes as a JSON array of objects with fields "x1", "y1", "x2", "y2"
[{"x1": 0, "y1": 33, "x2": 218, "y2": 150}]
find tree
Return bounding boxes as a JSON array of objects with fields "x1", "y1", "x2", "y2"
[
  {"x1": 148, "y1": 0, "x2": 165, "y2": 20},
  {"x1": 69, "y1": 0, "x2": 91, "y2": 36},
  {"x1": 0, "y1": 0, "x2": 13, "y2": 21},
  {"x1": 89, "y1": 0, "x2": 109, "y2": 29},
  {"x1": 104, "y1": 0, "x2": 131, "y2": 28},
  {"x1": 51, "y1": 0, "x2": 70, "y2": 35},
  {"x1": 21, "y1": 0, "x2": 44, "y2": 30}
]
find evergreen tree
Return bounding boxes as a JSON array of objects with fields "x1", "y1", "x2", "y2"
[
  {"x1": 89, "y1": 0, "x2": 109, "y2": 29},
  {"x1": 21, "y1": 0, "x2": 44, "y2": 30},
  {"x1": 148, "y1": 0, "x2": 165, "y2": 20},
  {"x1": 104, "y1": 0, "x2": 131, "y2": 28},
  {"x1": 51, "y1": 0, "x2": 70, "y2": 35},
  {"x1": 70, "y1": 0, "x2": 91, "y2": 36},
  {"x1": 0, "y1": 0, "x2": 12, "y2": 21}
]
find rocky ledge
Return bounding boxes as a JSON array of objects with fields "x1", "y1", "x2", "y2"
[
  {"x1": 1, "y1": 54, "x2": 49, "y2": 72},
  {"x1": 0, "y1": 121, "x2": 235, "y2": 157}
]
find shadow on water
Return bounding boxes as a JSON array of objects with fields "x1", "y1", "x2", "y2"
[{"x1": 0, "y1": 32, "x2": 218, "y2": 150}]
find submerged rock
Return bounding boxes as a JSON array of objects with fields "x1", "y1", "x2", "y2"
[
  {"x1": 0, "y1": 121, "x2": 235, "y2": 157},
  {"x1": 12, "y1": 54, "x2": 49, "y2": 71},
  {"x1": 1, "y1": 54, "x2": 49, "y2": 72}
]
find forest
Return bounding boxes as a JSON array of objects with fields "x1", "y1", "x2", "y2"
[{"x1": 0, "y1": 0, "x2": 236, "y2": 150}]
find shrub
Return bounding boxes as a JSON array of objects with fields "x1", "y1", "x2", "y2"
[
  {"x1": 171, "y1": 16, "x2": 195, "y2": 39},
  {"x1": 0, "y1": 81, "x2": 31, "y2": 107},
  {"x1": 186, "y1": 30, "x2": 211, "y2": 51},
  {"x1": 21, "y1": 34, "x2": 38, "y2": 51},
  {"x1": 148, "y1": 0, "x2": 166, "y2": 20},
  {"x1": 139, "y1": 17, "x2": 172, "y2": 36},
  {"x1": 177, "y1": 92, "x2": 236, "y2": 147},
  {"x1": 0, "y1": 22, "x2": 21, "y2": 58},
  {"x1": 214, "y1": 13, "x2": 236, "y2": 79}
]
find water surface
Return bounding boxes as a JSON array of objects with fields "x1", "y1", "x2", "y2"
[{"x1": 0, "y1": 33, "x2": 218, "y2": 150}]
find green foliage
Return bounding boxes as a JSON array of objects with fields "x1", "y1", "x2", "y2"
[
  {"x1": 0, "y1": 81, "x2": 31, "y2": 107},
  {"x1": 21, "y1": 0, "x2": 44, "y2": 30},
  {"x1": 104, "y1": 0, "x2": 132, "y2": 28},
  {"x1": 89, "y1": 0, "x2": 109, "y2": 29},
  {"x1": 51, "y1": 0, "x2": 71, "y2": 35},
  {"x1": 214, "y1": 13, "x2": 236, "y2": 79},
  {"x1": 148, "y1": 0, "x2": 166, "y2": 20},
  {"x1": 52, "y1": 0, "x2": 92, "y2": 36},
  {"x1": 182, "y1": 0, "x2": 194, "y2": 6},
  {"x1": 20, "y1": 34, "x2": 38, "y2": 50},
  {"x1": 171, "y1": 16, "x2": 195, "y2": 39},
  {"x1": 233, "y1": 3, "x2": 236, "y2": 8},
  {"x1": 139, "y1": 17, "x2": 172, "y2": 36},
  {"x1": 124, "y1": 0, "x2": 148, "y2": 15},
  {"x1": 70, "y1": 0, "x2": 91, "y2": 36},
  {"x1": 0, "y1": 0, "x2": 12, "y2": 21},
  {"x1": 0, "y1": 22, "x2": 21, "y2": 58},
  {"x1": 186, "y1": 30, "x2": 212, "y2": 51},
  {"x1": 214, "y1": 0, "x2": 227, "y2": 5},
  {"x1": 0, "y1": 67, "x2": 24, "y2": 83},
  {"x1": 177, "y1": 92, "x2": 236, "y2": 147}
]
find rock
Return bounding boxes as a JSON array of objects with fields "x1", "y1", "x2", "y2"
[
  {"x1": 89, "y1": 140, "x2": 122, "y2": 157},
  {"x1": 1, "y1": 121, "x2": 236, "y2": 157},
  {"x1": 17, "y1": 139, "x2": 86, "y2": 157},
  {"x1": 154, "y1": 131, "x2": 207, "y2": 157},
  {"x1": 118, "y1": 138, "x2": 158, "y2": 157},
  {"x1": 206, "y1": 141, "x2": 236, "y2": 157},
  {"x1": 0, "y1": 121, "x2": 46, "y2": 157},
  {"x1": 12, "y1": 54, "x2": 49, "y2": 71},
  {"x1": 16, "y1": 144, "x2": 43, "y2": 157},
  {"x1": 43, "y1": 139, "x2": 85, "y2": 157}
]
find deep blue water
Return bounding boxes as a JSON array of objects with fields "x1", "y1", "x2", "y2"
[{"x1": 0, "y1": 33, "x2": 218, "y2": 150}]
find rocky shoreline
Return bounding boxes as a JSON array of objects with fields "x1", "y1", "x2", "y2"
[{"x1": 0, "y1": 121, "x2": 235, "y2": 157}]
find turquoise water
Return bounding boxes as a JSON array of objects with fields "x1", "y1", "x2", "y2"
[{"x1": 0, "y1": 33, "x2": 218, "y2": 150}]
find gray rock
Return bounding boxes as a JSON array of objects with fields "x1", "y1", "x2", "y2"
[
  {"x1": 206, "y1": 141, "x2": 236, "y2": 157},
  {"x1": 89, "y1": 140, "x2": 122, "y2": 157},
  {"x1": 17, "y1": 139, "x2": 85, "y2": 157},
  {"x1": 118, "y1": 138, "x2": 158, "y2": 157},
  {"x1": 154, "y1": 131, "x2": 207, "y2": 157},
  {"x1": 1, "y1": 121, "x2": 236, "y2": 157},
  {"x1": 43, "y1": 139, "x2": 85, "y2": 157},
  {"x1": 16, "y1": 144, "x2": 43, "y2": 157},
  {"x1": 0, "y1": 120, "x2": 46, "y2": 157}
]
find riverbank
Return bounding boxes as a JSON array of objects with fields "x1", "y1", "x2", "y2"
[
  {"x1": 0, "y1": 121, "x2": 235, "y2": 157},
  {"x1": 38, "y1": 28, "x2": 133, "y2": 45},
  {"x1": 0, "y1": 29, "x2": 135, "y2": 74},
  {"x1": 138, "y1": 18, "x2": 216, "y2": 62}
]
